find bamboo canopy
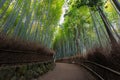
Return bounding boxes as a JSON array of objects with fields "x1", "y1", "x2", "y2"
[{"x1": 0, "y1": 0, "x2": 120, "y2": 59}]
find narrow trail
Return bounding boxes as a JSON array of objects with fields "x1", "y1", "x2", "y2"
[{"x1": 39, "y1": 63, "x2": 96, "y2": 80}]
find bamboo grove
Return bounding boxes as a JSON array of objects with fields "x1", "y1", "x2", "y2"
[
  {"x1": 0, "y1": 0, "x2": 64, "y2": 48},
  {"x1": 53, "y1": 0, "x2": 120, "y2": 59},
  {"x1": 0, "y1": 0, "x2": 120, "y2": 59}
]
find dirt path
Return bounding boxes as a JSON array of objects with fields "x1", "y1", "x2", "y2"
[{"x1": 38, "y1": 63, "x2": 96, "y2": 80}]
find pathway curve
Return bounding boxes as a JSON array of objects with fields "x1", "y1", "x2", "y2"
[{"x1": 38, "y1": 63, "x2": 96, "y2": 80}]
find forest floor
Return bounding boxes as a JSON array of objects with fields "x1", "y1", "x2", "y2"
[{"x1": 38, "y1": 63, "x2": 96, "y2": 80}]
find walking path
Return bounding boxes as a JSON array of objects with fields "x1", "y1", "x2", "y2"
[{"x1": 38, "y1": 63, "x2": 96, "y2": 80}]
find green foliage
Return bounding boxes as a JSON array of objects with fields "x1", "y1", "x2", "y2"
[
  {"x1": 74, "y1": 0, "x2": 105, "y2": 8},
  {"x1": 0, "y1": 0, "x2": 64, "y2": 48},
  {"x1": 0, "y1": 62, "x2": 54, "y2": 80},
  {"x1": 53, "y1": 0, "x2": 120, "y2": 59},
  {"x1": 0, "y1": 0, "x2": 119, "y2": 59}
]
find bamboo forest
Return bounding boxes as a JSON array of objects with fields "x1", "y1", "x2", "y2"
[{"x1": 0, "y1": 0, "x2": 120, "y2": 80}]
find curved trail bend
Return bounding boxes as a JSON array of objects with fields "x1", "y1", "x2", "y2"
[{"x1": 39, "y1": 63, "x2": 96, "y2": 80}]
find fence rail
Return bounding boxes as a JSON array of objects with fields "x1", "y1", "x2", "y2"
[
  {"x1": 83, "y1": 60, "x2": 120, "y2": 76},
  {"x1": 0, "y1": 49, "x2": 53, "y2": 67}
]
